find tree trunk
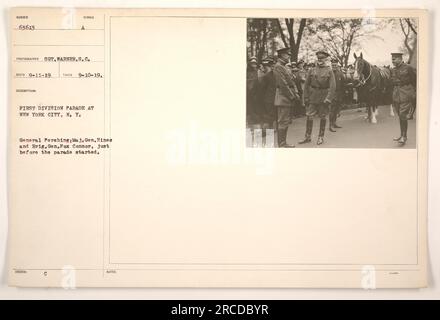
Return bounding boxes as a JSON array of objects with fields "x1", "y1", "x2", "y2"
[
  {"x1": 257, "y1": 20, "x2": 268, "y2": 63},
  {"x1": 276, "y1": 19, "x2": 288, "y2": 48},
  {"x1": 293, "y1": 19, "x2": 307, "y2": 61},
  {"x1": 409, "y1": 37, "x2": 417, "y2": 67},
  {"x1": 285, "y1": 19, "x2": 295, "y2": 59}
]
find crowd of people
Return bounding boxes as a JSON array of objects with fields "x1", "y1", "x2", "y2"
[{"x1": 246, "y1": 48, "x2": 416, "y2": 147}]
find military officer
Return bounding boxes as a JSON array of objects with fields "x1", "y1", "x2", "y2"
[
  {"x1": 390, "y1": 52, "x2": 416, "y2": 145},
  {"x1": 246, "y1": 56, "x2": 260, "y2": 127},
  {"x1": 286, "y1": 61, "x2": 301, "y2": 120},
  {"x1": 329, "y1": 58, "x2": 344, "y2": 132},
  {"x1": 273, "y1": 47, "x2": 299, "y2": 148},
  {"x1": 296, "y1": 60, "x2": 307, "y2": 117},
  {"x1": 258, "y1": 56, "x2": 277, "y2": 146},
  {"x1": 299, "y1": 49, "x2": 336, "y2": 145}
]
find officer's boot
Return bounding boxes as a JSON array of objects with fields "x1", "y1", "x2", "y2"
[
  {"x1": 277, "y1": 128, "x2": 286, "y2": 147},
  {"x1": 261, "y1": 125, "x2": 267, "y2": 147},
  {"x1": 279, "y1": 128, "x2": 295, "y2": 148},
  {"x1": 277, "y1": 128, "x2": 284, "y2": 147},
  {"x1": 263, "y1": 126, "x2": 275, "y2": 148},
  {"x1": 394, "y1": 119, "x2": 404, "y2": 141},
  {"x1": 333, "y1": 111, "x2": 342, "y2": 128},
  {"x1": 329, "y1": 113, "x2": 336, "y2": 132},
  {"x1": 317, "y1": 118, "x2": 326, "y2": 145},
  {"x1": 299, "y1": 119, "x2": 313, "y2": 144},
  {"x1": 398, "y1": 120, "x2": 408, "y2": 145}
]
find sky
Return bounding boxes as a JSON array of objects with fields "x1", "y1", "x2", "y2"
[
  {"x1": 297, "y1": 18, "x2": 415, "y2": 67},
  {"x1": 351, "y1": 21, "x2": 406, "y2": 67},
  {"x1": 248, "y1": 18, "x2": 416, "y2": 67}
]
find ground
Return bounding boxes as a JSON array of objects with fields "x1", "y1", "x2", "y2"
[{"x1": 286, "y1": 105, "x2": 416, "y2": 148}]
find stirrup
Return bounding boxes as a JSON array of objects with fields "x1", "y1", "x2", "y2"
[{"x1": 393, "y1": 136, "x2": 403, "y2": 141}]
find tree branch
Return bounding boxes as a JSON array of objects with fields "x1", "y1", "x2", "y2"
[
  {"x1": 296, "y1": 18, "x2": 306, "y2": 49},
  {"x1": 276, "y1": 19, "x2": 288, "y2": 48},
  {"x1": 405, "y1": 18, "x2": 417, "y2": 35}
]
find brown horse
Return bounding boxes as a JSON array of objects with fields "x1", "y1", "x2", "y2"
[{"x1": 353, "y1": 52, "x2": 393, "y2": 123}]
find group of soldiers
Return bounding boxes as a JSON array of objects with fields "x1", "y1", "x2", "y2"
[{"x1": 246, "y1": 47, "x2": 416, "y2": 147}]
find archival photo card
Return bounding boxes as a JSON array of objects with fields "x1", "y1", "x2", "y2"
[
  {"x1": 246, "y1": 17, "x2": 418, "y2": 148},
  {"x1": 8, "y1": 8, "x2": 428, "y2": 288}
]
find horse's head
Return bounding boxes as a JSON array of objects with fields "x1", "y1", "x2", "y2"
[{"x1": 353, "y1": 52, "x2": 366, "y2": 86}]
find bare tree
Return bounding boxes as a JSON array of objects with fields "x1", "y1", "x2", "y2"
[
  {"x1": 308, "y1": 18, "x2": 365, "y2": 67},
  {"x1": 247, "y1": 19, "x2": 284, "y2": 63},
  {"x1": 247, "y1": 19, "x2": 268, "y2": 63},
  {"x1": 399, "y1": 18, "x2": 417, "y2": 66},
  {"x1": 275, "y1": 19, "x2": 288, "y2": 48},
  {"x1": 286, "y1": 19, "x2": 307, "y2": 61},
  {"x1": 275, "y1": 18, "x2": 307, "y2": 61}
]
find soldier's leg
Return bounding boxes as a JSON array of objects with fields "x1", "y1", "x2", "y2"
[
  {"x1": 329, "y1": 104, "x2": 336, "y2": 132},
  {"x1": 277, "y1": 107, "x2": 294, "y2": 148},
  {"x1": 317, "y1": 103, "x2": 328, "y2": 145},
  {"x1": 299, "y1": 104, "x2": 316, "y2": 144},
  {"x1": 333, "y1": 101, "x2": 342, "y2": 128},
  {"x1": 394, "y1": 102, "x2": 410, "y2": 145},
  {"x1": 253, "y1": 124, "x2": 263, "y2": 147},
  {"x1": 408, "y1": 101, "x2": 416, "y2": 120},
  {"x1": 393, "y1": 103, "x2": 402, "y2": 141},
  {"x1": 289, "y1": 103, "x2": 294, "y2": 122},
  {"x1": 395, "y1": 118, "x2": 408, "y2": 146},
  {"x1": 393, "y1": 120, "x2": 403, "y2": 141},
  {"x1": 399, "y1": 102, "x2": 411, "y2": 144},
  {"x1": 401, "y1": 119, "x2": 408, "y2": 138},
  {"x1": 262, "y1": 122, "x2": 274, "y2": 148},
  {"x1": 262, "y1": 114, "x2": 276, "y2": 148}
]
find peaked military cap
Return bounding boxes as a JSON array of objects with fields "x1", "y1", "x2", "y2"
[
  {"x1": 316, "y1": 49, "x2": 330, "y2": 57},
  {"x1": 262, "y1": 56, "x2": 275, "y2": 65},
  {"x1": 277, "y1": 47, "x2": 291, "y2": 55}
]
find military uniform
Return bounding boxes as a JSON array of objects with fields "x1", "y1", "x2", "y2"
[
  {"x1": 256, "y1": 57, "x2": 277, "y2": 147},
  {"x1": 390, "y1": 52, "x2": 416, "y2": 145},
  {"x1": 273, "y1": 47, "x2": 299, "y2": 147},
  {"x1": 246, "y1": 57, "x2": 260, "y2": 126},
  {"x1": 299, "y1": 50, "x2": 336, "y2": 145},
  {"x1": 289, "y1": 63, "x2": 304, "y2": 118},
  {"x1": 304, "y1": 64, "x2": 336, "y2": 117},
  {"x1": 259, "y1": 67, "x2": 276, "y2": 127},
  {"x1": 329, "y1": 60, "x2": 345, "y2": 131},
  {"x1": 391, "y1": 62, "x2": 416, "y2": 120}
]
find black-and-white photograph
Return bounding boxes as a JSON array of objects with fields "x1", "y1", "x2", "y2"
[{"x1": 246, "y1": 18, "x2": 418, "y2": 148}]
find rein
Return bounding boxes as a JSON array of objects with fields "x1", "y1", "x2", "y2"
[
  {"x1": 354, "y1": 59, "x2": 372, "y2": 88},
  {"x1": 359, "y1": 60, "x2": 372, "y2": 86}
]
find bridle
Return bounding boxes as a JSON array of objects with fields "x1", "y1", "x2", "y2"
[{"x1": 354, "y1": 58, "x2": 372, "y2": 87}]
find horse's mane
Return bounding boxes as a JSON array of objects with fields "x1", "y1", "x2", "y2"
[{"x1": 360, "y1": 58, "x2": 391, "y2": 83}]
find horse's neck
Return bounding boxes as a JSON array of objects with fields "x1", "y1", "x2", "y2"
[{"x1": 362, "y1": 60, "x2": 371, "y2": 78}]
